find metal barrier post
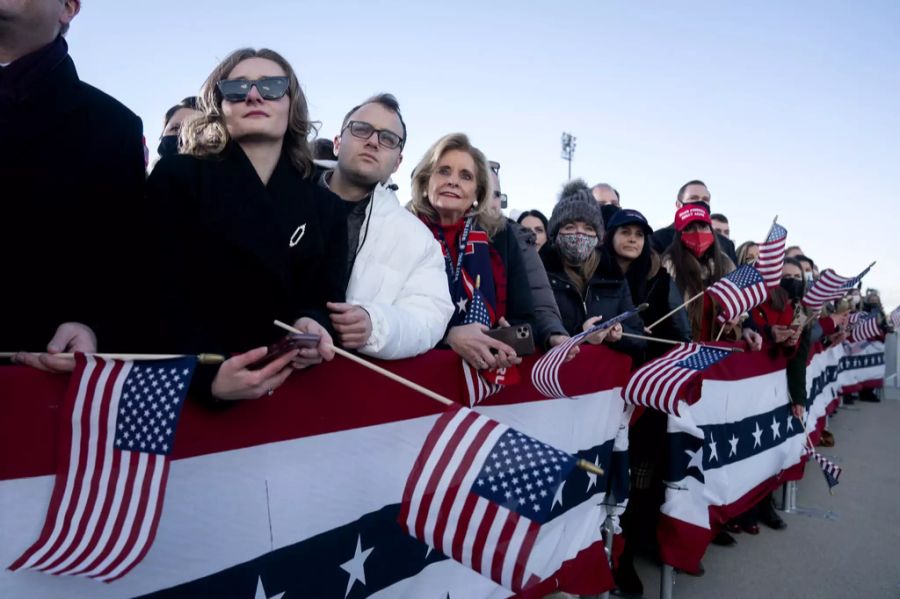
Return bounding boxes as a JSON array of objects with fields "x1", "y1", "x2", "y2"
[
  {"x1": 660, "y1": 564, "x2": 675, "y2": 599},
  {"x1": 783, "y1": 480, "x2": 798, "y2": 513}
]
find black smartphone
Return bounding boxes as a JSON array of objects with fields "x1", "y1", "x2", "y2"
[
  {"x1": 485, "y1": 324, "x2": 535, "y2": 356},
  {"x1": 247, "y1": 333, "x2": 321, "y2": 370}
]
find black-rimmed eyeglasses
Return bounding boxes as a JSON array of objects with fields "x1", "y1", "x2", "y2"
[
  {"x1": 342, "y1": 120, "x2": 404, "y2": 150},
  {"x1": 216, "y1": 77, "x2": 290, "y2": 102},
  {"x1": 488, "y1": 160, "x2": 500, "y2": 175}
]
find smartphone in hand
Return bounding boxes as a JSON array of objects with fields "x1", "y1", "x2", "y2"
[
  {"x1": 485, "y1": 324, "x2": 535, "y2": 356},
  {"x1": 247, "y1": 333, "x2": 321, "y2": 370}
]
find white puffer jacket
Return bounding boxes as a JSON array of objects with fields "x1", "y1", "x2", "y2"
[{"x1": 347, "y1": 182, "x2": 454, "y2": 359}]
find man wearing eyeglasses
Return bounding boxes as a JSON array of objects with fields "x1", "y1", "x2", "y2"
[
  {"x1": 317, "y1": 94, "x2": 453, "y2": 359},
  {"x1": 2, "y1": 0, "x2": 146, "y2": 372}
]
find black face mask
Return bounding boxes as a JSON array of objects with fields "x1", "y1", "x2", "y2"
[
  {"x1": 157, "y1": 135, "x2": 179, "y2": 158},
  {"x1": 780, "y1": 277, "x2": 804, "y2": 300}
]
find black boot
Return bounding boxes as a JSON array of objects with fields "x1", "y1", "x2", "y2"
[
  {"x1": 859, "y1": 388, "x2": 881, "y2": 402},
  {"x1": 614, "y1": 552, "x2": 644, "y2": 597},
  {"x1": 759, "y1": 495, "x2": 787, "y2": 530}
]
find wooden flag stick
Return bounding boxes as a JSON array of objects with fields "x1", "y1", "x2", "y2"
[
  {"x1": 0, "y1": 351, "x2": 225, "y2": 364},
  {"x1": 620, "y1": 333, "x2": 744, "y2": 352},
  {"x1": 273, "y1": 320, "x2": 605, "y2": 476},
  {"x1": 646, "y1": 290, "x2": 705, "y2": 332}
]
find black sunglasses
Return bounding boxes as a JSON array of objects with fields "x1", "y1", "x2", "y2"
[
  {"x1": 342, "y1": 120, "x2": 404, "y2": 150},
  {"x1": 216, "y1": 77, "x2": 290, "y2": 102},
  {"x1": 488, "y1": 160, "x2": 500, "y2": 175}
]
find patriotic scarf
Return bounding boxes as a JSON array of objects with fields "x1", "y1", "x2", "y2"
[{"x1": 425, "y1": 216, "x2": 498, "y2": 329}]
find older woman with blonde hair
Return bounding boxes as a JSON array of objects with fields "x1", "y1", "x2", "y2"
[
  {"x1": 146, "y1": 48, "x2": 348, "y2": 401},
  {"x1": 409, "y1": 133, "x2": 534, "y2": 371}
]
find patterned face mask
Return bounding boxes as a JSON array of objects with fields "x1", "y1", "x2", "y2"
[{"x1": 556, "y1": 232, "x2": 598, "y2": 263}]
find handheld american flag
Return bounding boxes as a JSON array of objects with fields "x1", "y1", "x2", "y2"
[
  {"x1": 463, "y1": 285, "x2": 492, "y2": 328},
  {"x1": 755, "y1": 222, "x2": 788, "y2": 287},
  {"x1": 849, "y1": 314, "x2": 882, "y2": 343},
  {"x1": 9, "y1": 354, "x2": 197, "y2": 582},
  {"x1": 809, "y1": 449, "x2": 842, "y2": 491},
  {"x1": 531, "y1": 304, "x2": 646, "y2": 398},
  {"x1": 803, "y1": 264, "x2": 873, "y2": 311},
  {"x1": 706, "y1": 265, "x2": 768, "y2": 323},
  {"x1": 398, "y1": 405, "x2": 583, "y2": 593},
  {"x1": 622, "y1": 344, "x2": 732, "y2": 416}
]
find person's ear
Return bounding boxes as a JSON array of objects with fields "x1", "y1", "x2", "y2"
[
  {"x1": 61, "y1": 1, "x2": 81, "y2": 28},
  {"x1": 391, "y1": 152, "x2": 403, "y2": 175}
]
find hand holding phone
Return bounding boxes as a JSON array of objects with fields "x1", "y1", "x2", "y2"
[
  {"x1": 247, "y1": 333, "x2": 321, "y2": 370},
  {"x1": 484, "y1": 323, "x2": 535, "y2": 356}
]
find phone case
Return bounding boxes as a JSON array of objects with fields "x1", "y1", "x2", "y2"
[
  {"x1": 247, "y1": 333, "x2": 321, "y2": 370},
  {"x1": 485, "y1": 324, "x2": 536, "y2": 356}
]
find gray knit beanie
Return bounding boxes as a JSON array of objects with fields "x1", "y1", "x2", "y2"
[{"x1": 548, "y1": 179, "x2": 605, "y2": 239}]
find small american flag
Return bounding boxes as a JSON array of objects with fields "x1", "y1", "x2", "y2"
[
  {"x1": 849, "y1": 314, "x2": 881, "y2": 342},
  {"x1": 622, "y1": 344, "x2": 732, "y2": 416},
  {"x1": 809, "y1": 449, "x2": 842, "y2": 491},
  {"x1": 803, "y1": 265, "x2": 871, "y2": 311},
  {"x1": 461, "y1": 359, "x2": 503, "y2": 407},
  {"x1": 755, "y1": 222, "x2": 788, "y2": 287},
  {"x1": 10, "y1": 354, "x2": 196, "y2": 582},
  {"x1": 398, "y1": 406, "x2": 578, "y2": 593},
  {"x1": 847, "y1": 312, "x2": 864, "y2": 326},
  {"x1": 463, "y1": 286, "x2": 492, "y2": 328},
  {"x1": 531, "y1": 306, "x2": 643, "y2": 398},
  {"x1": 706, "y1": 265, "x2": 768, "y2": 323}
]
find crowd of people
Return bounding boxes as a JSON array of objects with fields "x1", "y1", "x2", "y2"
[{"x1": 2, "y1": 3, "x2": 895, "y2": 597}]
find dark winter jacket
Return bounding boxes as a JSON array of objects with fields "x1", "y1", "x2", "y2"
[
  {"x1": 1, "y1": 37, "x2": 146, "y2": 351},
  {"x1": 510, "y1": 221, "x2": 566, "y2": 348},
  {"x1": 145, "y1": 144, "x2": 349, "y2": 357},
  {"x1": 540, "y1": 245, "x2": 646, "y2": 358}
]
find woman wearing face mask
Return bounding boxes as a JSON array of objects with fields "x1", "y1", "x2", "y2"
[
  {"x1": 408, "y1": 133, "x2": 534, "y2": 372},
  {"x1": 145, "y1": 48, "x2": 348, "y2": 401},
  {"x1": 539, "y1": 181, "x2": 645, "y2": 356},
  {"x1": 662, "y1": 205, "x2": 760, "y2": 348},
  {"x1": 735, "y1": 241, "x2": 759, "y2": 266},
  {"x1": 156, "y1": 96, "x2": 199, "y2": 159}
]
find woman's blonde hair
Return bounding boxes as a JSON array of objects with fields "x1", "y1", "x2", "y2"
[
  {"x1": 180, "y1": 48, "x2": 317, "y2": 178},
  {"x1": 408, "y1": 133, "x2": 504, "y2": 237}
]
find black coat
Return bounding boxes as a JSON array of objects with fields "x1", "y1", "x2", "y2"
[
  {"x1": 540, "y1": 245, "x2": 646, "y2": 358},
  {"x1": 492, "y1": 222, "x2": 536, "y2": 327},
  {"x1": 651, "y1": 224, "x2": 737, "y2": 264},
  {"x1": 1, "y1": 41, "x2": 146, "y2": 351},
  {"x1": 144, "y1": 145, "x2": 348, "y2": 358},
  {"x1": 597, "y1": 253, "x2": 691, "y2": 362}
]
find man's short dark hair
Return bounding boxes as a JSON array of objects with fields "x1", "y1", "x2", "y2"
[
  {"x1": 677, "y1": 179, "x2": 707, "y2": 202},
  {"x1": 163, "y1": 97, "x2": 198, "y2": 128},
  {"x1": 341, "y1": 93, "x2": 407, "y2": 148},
  {"x1": 312, "y1": 138, "x2": 335, "y2": 160},
  {"x1": 710, "y1": 213, "x2": 728, "y2": 224}
]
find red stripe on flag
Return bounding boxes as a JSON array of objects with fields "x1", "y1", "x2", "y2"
[
  {"x1": 491, "y1": 512, "x2": 520, "y2": 585},
  {"x1": 471, "y1": 500, "x2": 499, "y2": 576},
  {"x1": 451, "y1": 492, "x2": 480, "y2": 563}
]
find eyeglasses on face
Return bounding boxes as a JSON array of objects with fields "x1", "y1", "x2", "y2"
[
  {"x1": 488, "y1": 161, "x2": 500, "y2": 175},
  {"x1": 342, "y1": 120, "x2": 404, "y2": 150},
  {"x1": 216, "y1": 77, "x2": 290, "y2": 102}
]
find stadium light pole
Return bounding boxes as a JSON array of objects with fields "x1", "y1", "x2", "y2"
[{"x1": 560, "y1": 132, "x2": 576, "y2": 180}]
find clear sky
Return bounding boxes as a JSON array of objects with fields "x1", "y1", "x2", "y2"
[{"x1": 68, "y1": 0, "x2": 899, "y2": 309}]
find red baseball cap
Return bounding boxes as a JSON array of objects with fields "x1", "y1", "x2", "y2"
[{"x1": 674, "y1": 204, "x2": 712, "y2": 232}]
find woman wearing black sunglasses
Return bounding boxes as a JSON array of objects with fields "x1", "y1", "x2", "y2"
[{"x1": 145, "y1": 48, "x2": 348, "y2": 401}]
